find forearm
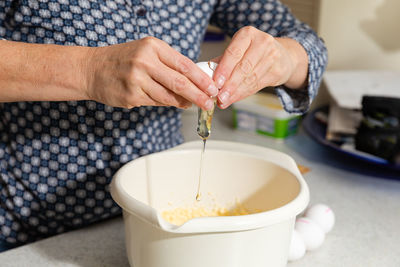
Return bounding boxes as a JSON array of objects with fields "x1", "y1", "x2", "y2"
[
  {"x1": 0, "y1": 40, "x2": 90, "y2": 102},
  {"x1": 276, "y1": 37, "x2": 309, "y2": 90}
]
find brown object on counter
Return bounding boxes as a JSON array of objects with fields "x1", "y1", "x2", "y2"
[{"x1": 297, "y1": 164, "x2": 311, "y2": 174}]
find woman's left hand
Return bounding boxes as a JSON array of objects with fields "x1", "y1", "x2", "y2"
[{"x1": 212, "y1": 26, "x2": 309, "y2": 109}]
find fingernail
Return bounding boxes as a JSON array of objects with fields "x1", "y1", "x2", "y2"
[
  {"x1": 218, "y1": 91, "x2": 230, "y2": 104},
  {"x1": 205, "y1": 99, "x2": 214, "y2": 110},
  {"x1": 216, "y1": 75, "x2": 226, "y2": 89},
  {"x1": 220, "y1": 103, "x2": 230, "y2": 109},
  {"x1": 207, "y1": 84, "x2": 218, "y2": 97}
]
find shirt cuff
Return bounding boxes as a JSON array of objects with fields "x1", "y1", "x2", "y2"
[{"x1": 275, "y1": 28, "x2": 328, "y2": 114}]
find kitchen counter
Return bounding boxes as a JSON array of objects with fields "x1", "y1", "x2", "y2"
[{"x1": 1, "y1": 107, "x2": 400, "y2": 267}]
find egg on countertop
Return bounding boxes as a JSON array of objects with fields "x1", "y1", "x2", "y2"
[
  {"x1": 295, "y1": 217, "x2": 325, "y2": 251},
  {"x1": 305, "y1": 203, "x2": 335, "y2": 233},
  {"x1": 288, "y1": 230, "x2": 306, "y2": 261}
]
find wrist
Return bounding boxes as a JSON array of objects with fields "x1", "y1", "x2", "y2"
[
  {"x1": 0, "y1": 41, "x2": 96, "y2": 102},
  {"x1": 81, "y1": 46, "x2": 101, "y2": 101},
  {"x1": 33, "y1": 43, "x2": 93, "y2": 101},
  {"x1": 276, "y1": 37, "x2": 308, "y2": 89}
]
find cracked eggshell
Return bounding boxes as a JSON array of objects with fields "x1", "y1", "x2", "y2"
[{"x1": 196, "y1": 61, "x2": 218, "y2": 78}]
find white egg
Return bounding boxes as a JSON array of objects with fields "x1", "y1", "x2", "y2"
[
  {"x1": 288, "y1": 230, "x2": 306, "y2": 262},
  {"x1": 305, "y1": 203, "x2": 335, "y2": 233},
  {"x1": 295, "y1": 217, "x2": 325, "y2": 251},
  {"x1": 196, "y1": 61, "x2": 217, "y2": 78}
]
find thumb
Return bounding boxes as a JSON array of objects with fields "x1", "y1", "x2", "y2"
[{"x1": 210, "y1": 55, "x2": 222, "y2": 63}]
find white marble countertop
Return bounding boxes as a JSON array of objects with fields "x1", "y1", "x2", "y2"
[{"x1": 1, "y1": 107, "x2": 400, "y2": 267}]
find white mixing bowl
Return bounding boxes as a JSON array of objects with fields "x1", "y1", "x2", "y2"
[{"x1": 111, "y1": 140, "x2": 309, "y2": 267}]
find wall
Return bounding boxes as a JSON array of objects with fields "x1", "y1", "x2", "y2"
[
  {"x1": 281, "y1": 0, "x2": 320, "y2": 31},
  {"x1": 198, "y1": 39, "x2": 229, "y2": 63},
  {"x1": 319, "y1": 0, "x2": 400, "y2": 71}
]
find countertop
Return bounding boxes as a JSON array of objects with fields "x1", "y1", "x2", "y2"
[{"x1": 1, "y1": 107, "x2": 400, "y2": 267}]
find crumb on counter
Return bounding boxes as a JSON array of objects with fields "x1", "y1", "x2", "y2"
[{"x1": 297, "y1": 164, "x2": 310, "y2": 174}]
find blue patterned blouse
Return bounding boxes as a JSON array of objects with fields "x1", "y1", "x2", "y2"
[{"x1": 0, "y1": 0, "x2": 327, "y2": 245}]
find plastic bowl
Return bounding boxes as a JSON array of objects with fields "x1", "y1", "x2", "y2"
[{"x1": 111, "y1": 140, "x2": 309, "y2": 267}]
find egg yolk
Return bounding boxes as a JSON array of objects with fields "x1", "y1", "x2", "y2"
[{"x1": 162, "y1": 202, "x2": 259, "y2": 225}]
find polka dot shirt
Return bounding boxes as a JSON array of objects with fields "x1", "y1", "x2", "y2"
[{"x1": 0, "y1": 0, "x2": 327, "y2": 245}]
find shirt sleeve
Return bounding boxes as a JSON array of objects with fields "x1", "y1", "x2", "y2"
[{"x1": 210, "y1": 0, "x2": 328, "y2": 113}]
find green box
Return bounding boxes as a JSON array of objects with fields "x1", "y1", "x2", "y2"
[{"x1": 232, "y1": 93, "x2": 301, "y2": 139}]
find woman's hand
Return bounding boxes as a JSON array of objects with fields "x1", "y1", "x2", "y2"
[
  {"x1": 85, "y1": 37, "x2": 218, "y2": 110},
  {"x1": 212, "y1": 26, "x2": 309, "y2": 109}
]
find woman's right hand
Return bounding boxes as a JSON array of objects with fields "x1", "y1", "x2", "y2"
[{"x1": 84, "y1": 37, "x2": 218, "y2": 110}]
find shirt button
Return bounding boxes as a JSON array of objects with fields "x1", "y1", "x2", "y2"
[{"x1": 137, "y1": 8, "x2": 147, "y2": 17}]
